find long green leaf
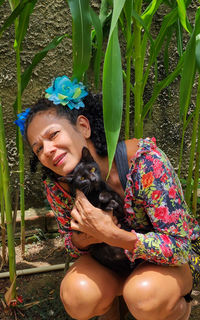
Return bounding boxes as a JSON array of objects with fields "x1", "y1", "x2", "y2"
[
  {"x1": 67, "y1": 0, "x2": 91, "y2": 81},
  {"x1": 15, "y1": 0, "x2": 37, "y2": 50},
  {"x1": 195, "y1": 8, "x2": 200, "y2": 72},
  {"x1": 99, "y1": 0, "x2": 111, "y2": 27},
  {"x1": 0, "y1": 0, "x2": 31, "y2": 38},
  {"x1": 142, "y1": 0, "x2": 162, "y2": 26},
  {"x1": 13, "y1": 34, "x2": 68, "y2": 114},
  {"x1": 142, "y1": 53, "x2": 184, "y2": 119},
  {"x1": 103, "y1": 25, "x2": 123, "y2": 176},
  {"x1": 142, "y1": 7, "x2": 178, "y2": 92},
  {"x1": 89, "y1": 7, "x2": 103, "y2": 89},
  {"x1": 196, "y1": 34, "x2": 200, "y2": 73},
  {"x1": 108, "y1": 0, "x2": 126, "y2": 41},
  {"x1": 176, "y1": 0, "x2": 192, "y2": 33}
]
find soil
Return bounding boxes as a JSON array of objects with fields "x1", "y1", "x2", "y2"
[{"x1": 0, "y1": 234, "x2": 200, "y2": 320}]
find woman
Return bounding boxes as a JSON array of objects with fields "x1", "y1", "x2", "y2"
[{"x1": 15, "y1": 75, "x2": 200, "y2": 320}]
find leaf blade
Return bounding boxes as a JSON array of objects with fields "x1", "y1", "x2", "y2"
[
  {"x1": 103, "y1": 25, "x2": 123, "y2": 175},
  {"x1": 67, "y1": 0, "x2": 91, "y2": 81}
]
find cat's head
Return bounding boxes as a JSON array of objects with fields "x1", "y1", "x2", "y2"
[{"x1": 58, "y1": 147, "x2": 101, "y2": 195}]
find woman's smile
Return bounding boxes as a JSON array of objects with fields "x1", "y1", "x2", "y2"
[
  {"x1": 53, "y1": 152, "x2": 67, "y2": 167},
  {"x1": 27, "y1": 110, "x2": 89, "y2": 176}
]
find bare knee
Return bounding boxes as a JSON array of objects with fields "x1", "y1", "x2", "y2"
[
  {"x1": 60, "y1": 272, "x2": 101, "y2": 319},
  {"x1": 122, "y1": 264, "x2": 192, "y2": 320},
  {"x1": 60, "y1": 256, "x2": 122, "y2": 319}
]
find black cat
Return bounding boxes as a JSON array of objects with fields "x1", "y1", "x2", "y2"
[{"x1": 59, "y1": 147, "x2": 134, "y2": 276}]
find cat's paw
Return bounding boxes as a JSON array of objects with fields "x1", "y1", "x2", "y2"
[
  {"x1": 105, "y1": 199, "x2": 119, "y2": 211},
  {"x1": 99, "y1": 191, "x2": 112, "y2": 203}
]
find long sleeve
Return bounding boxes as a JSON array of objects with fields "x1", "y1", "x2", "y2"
[
  {"x1": 124, "y1": 138, "x2": 200, "y2": 265},
  {"x1": 43, "y1": 180, "x2": 88, "y2": 258}
]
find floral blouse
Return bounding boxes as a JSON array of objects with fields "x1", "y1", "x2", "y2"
[{"x1": 43, "y1": 137, "x2": 200, "y2": 266}]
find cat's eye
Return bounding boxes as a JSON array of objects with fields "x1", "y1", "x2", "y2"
[
  {"x1": 90, "y1": 167, "x2": 95, "y2": 173},
  {"x1": 80, "y1": 176, "x2": 85, "y2": 181}
]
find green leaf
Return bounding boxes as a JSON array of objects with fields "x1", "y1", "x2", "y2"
[
  {"x1": 179, "y1": 30, "x2": 196, "y2": 120},
  {"x1": 99, "y1": 0, "x2": 111, "y2": 27},
  {"x1": 196, "y1": 34, "x2": 200, "y2": 73},
  {"x1": 142, "y1": 53, "x2": 184, "y2": 119},
  {"x1": 67, "y1": 0, "x2": 92, "y2": 81},
  {"x1": 89, "y1": 7, "x2": 103, "y2": 89},
  {"x1": 13, "y1": 34, "x2": 68, "y2": 114},
  {"x1": 142, "y1": 7, "x2": 178, "y2": 92},
  {"x1": 108, "y1": 0, "x2": 126, "y2": 41},
  {"x1": 195, "y1": 8, "x2": 200, "y2": 73},
  {"x1": 176, "y1": 0, "x2": 192, "y2": 33},
  {"x1": 15, "y1": 0, "x2": 37, "y2": 50},
  {"x1": 0, "y1": 0, "x2": 32, "y2": 38},
  {"x1": 103, "y1": 25, "x2": 123, "y2": 176},
  {"x1": 176, "y1": 18, "x2": 183, "y2": 56},
  {"x1": 142, "y1": 0, "x2": 162, "y2": 26}
]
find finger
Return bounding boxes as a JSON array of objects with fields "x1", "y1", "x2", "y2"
[
  {"x1": 76, "y1": 190, "x2": 91, "y2": 206},
  {"x1": 74, "y1": 199, "x2": 85, "y2": 215},
  {"x1": 70, "y1": 219, "x2": 80, "y2": 231},
  {"x1": 76, "y1": 189, "x2": 86, "y2": 199},
  {"x1": 113, "y1": 216, "x2": 118, "y2": 225},
  {"x1": 71, "y1": 207, "x2": 81, "y2": 222}
]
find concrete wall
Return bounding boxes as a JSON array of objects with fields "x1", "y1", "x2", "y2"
[{"x1": 0, "y1": 1, "x2": 197, "y2": 209}]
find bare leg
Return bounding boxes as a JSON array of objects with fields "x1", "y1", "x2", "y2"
[
  {"x1": 123, "y1": 262, "x2": 193, "y2": 320},
  {"x1": 60, "y1": 255, "x2": 123, "y2": 320}
]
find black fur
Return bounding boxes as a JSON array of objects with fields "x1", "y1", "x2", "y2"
[{"x1": 59, "y1": 147, "x2": 134, "y2": 276}]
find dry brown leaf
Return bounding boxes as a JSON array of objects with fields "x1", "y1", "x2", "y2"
[{"x1": 4, "y1": 275, "x2": 17, "y2": 306}]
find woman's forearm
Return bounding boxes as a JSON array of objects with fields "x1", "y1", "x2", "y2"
[{"x1": 103, "y1": 226, "x2": 137, "y2": 252}]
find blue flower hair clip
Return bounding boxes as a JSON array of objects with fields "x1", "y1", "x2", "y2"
[
  {"x1": 14, "y1": 108, "x2": 30, "y2": 136},
  {"x1": 45, "y1": 75, "x2": 88, "y2": 109}
]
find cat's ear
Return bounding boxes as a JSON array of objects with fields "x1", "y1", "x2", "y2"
[
  {"x1": 81, "y1": 147, "x2": 94, "y2": 162},
  {"x1": 58, "y1": 175, "x2": 73, "y2": 184}
]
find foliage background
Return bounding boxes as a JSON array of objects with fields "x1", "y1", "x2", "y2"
[{"x1": 0, "y1": 0, "x2": 198, "y2": 209}]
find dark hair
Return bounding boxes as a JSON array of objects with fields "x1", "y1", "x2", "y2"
[{"x1": 25, "y1": 92, "x2": 107, "y2": 179}]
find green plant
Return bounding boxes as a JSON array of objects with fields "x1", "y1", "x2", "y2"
[
  {"x1": 0, "y1": 101, "x2": 16, "y2": 300},
  {"x1": 67, "y1": 0, "x2": 200, "y2": 213}
]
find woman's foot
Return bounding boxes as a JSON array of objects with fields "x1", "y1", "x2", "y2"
[{"x1": 98, "y1": 297, "x2": 120, "y2": 320}]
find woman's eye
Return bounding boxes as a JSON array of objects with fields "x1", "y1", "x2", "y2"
[
  {"x1": 36, "y1": 146, "x2": 43, "y2": 155},
  {"x1": 90, "y1": 167, "x2": 95, "y2": 173},
  {"x1": 50, "y1": 131, "x2": 59, "y2": 139}
]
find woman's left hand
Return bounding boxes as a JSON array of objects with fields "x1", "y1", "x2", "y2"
[{"x1": 71, "y1": 190, "x2": 118, "y2": 242}]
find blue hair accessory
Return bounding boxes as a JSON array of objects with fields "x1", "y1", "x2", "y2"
[
  {"x1": 45, "y1": 75, "x2": 88, "y2": 109},
  {"x1": 14, "y1": 108, "x2": 30, "y2": 136}
]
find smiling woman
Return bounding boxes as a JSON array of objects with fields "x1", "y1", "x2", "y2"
[{"x1": 14, "y1": 75, "x2": 200, "y2": 320}]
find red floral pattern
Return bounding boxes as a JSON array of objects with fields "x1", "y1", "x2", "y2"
[{"x1": 43, "y1": 138, "x2": 200, "y2": 271}]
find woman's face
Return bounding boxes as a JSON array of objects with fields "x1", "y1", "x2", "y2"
[{"x1": 27, "y1": 110, "x2": 90, "y2": 176}]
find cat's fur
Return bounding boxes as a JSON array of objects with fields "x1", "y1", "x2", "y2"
[{"x1": 59, "y1": 147, "x2": 133, "y2": 276}]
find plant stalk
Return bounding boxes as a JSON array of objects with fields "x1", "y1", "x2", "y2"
[
  {"x1": 185, "y1": 76, "x2": 200, "y2": 206},
  {"x1": 133, "y1": 0, "x2": 143, "y2": 138},
  {"x1": 191, "y1": 76, "x2": 200, "y2": 215},
  {"x1": 0, "y1": 170, "x2": 7, "y2": 266},
  {"x1": 16, "y1": 46, "x2": 25, "y2": 258},
  {"x1": 0, "y1": 103, "x2": 16, "y2": 298}
]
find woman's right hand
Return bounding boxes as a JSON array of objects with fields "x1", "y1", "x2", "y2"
[{"x1": 71, "y1": 231, "x2": 102, "y2": 250}]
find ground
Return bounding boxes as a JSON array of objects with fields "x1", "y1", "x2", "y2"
[{"x1": 0, "y1": 234, "x2": 200, "y2": 320}]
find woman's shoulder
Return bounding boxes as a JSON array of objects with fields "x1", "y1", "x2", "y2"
[{"x1": 125, "y1": 137, "x2": 157, "y2": 167}]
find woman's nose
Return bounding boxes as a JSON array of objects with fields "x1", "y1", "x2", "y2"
[{"x1": 43, "y1": 141, "x2": 56, "y2": 156}]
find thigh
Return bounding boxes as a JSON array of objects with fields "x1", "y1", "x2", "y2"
[{"x1": 123, "y1": 262, "x2": 193, "y2": 318}]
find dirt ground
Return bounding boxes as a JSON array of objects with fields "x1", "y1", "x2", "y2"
[{"x1": 0, "y1": 234, "x2": 200, "y2": 320}]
